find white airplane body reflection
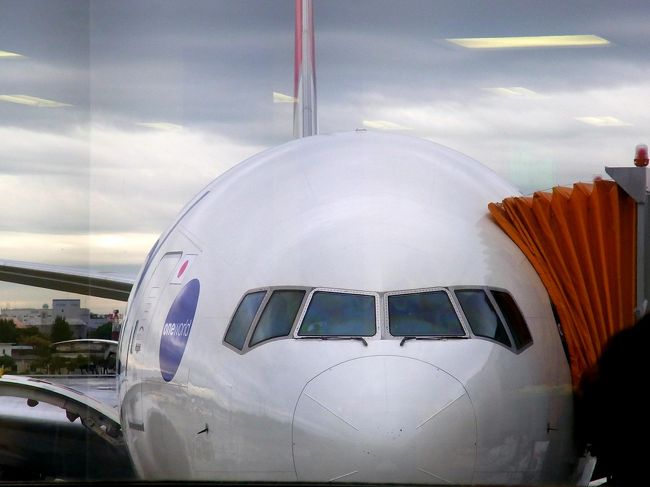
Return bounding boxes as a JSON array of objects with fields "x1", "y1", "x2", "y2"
[{"x1": 117, "y1": 131, "x2": 576, "y2": 484}]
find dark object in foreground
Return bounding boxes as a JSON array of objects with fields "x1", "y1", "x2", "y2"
[
  {"x1": 576, "y1": 313, "x2": 650, "y2": 486},
  {"x1": 0, "y1": 413, "x2": 134, "y2": 481}
]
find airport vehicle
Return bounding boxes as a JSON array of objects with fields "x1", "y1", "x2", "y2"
[{"x1": 0, "y1": 1, "x2": 582, "y2": 483}]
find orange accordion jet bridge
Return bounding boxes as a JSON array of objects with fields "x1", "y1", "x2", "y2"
[{"x1": 489, "y1": 179, "x2": 638, "y2": 384}]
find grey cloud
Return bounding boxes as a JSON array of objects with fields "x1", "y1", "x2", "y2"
[
  {"x1": 4, "y1": 0, "x2": 649, "y2": 148},
  {"x1": 0, "y1": 127, "x2": 90, "y2": 176},
  {"x1": 1, "y1": 0, "x2": 650, "y2": 310}
]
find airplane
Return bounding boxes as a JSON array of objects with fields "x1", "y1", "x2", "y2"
[{"x1": 0, "y1": 1, "x2": 585, "y2": 484}]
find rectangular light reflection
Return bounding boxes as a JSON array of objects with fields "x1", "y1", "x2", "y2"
[
  {"x1": 362, "y1": 120, "x2": 411, "y2": 130},
  {"x1": 273, "y1": 92, "x2": 297, "y2": 103},
  {"x1": 447, "y1": 35, "x2": 609, "y2": 49},
  {"x1": 138, "y1": 122, "x2": 184, "y2": 131},
  {"x1": 0, "y1": 50, "x2": 22, "y2": 58},
  {"x1": 0, "y1": 94, "x2": 71, "y2": 107},
  {"x1": 485, "y1": 87, "x2": 540, "y2": 98},
  {"x1": 576, "y1": 116, "x2": 632, "y2": 127}
]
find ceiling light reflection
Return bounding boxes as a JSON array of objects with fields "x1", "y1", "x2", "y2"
[
  {"x1": 0, "y1": 94, "x2": 71, "y2": 107},
  {"x1": 138, "y1": 122, "x2": 184, "y2": 131},
  {"x1": 575, "y1": 116, "x2": 632, "y2": 127},
  {"x1": 362, "y1": 120, "x2": 411, "y2": 130},
  {"x1": 273, "y1": 91, "x2": 297, "y2": 103},
  {"x1": 485, "y1": 87, "x2": 540, "y2": 98},
  {"x1": 0, "y1": 50, "x2": 22, "y2": 58},
  {"x1": 447, "y1": 35, "x2": 609, "y2": 49}
]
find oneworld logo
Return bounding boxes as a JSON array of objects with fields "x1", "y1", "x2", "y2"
[
  {"x1": 161, "y1": 321, "x2": 192, "y2": 337},
  {"x1": 159, "y1": 279, "x2": 200, "y2": 382}
]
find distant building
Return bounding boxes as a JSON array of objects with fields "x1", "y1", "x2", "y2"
[
  {"x1": 0, "y1": 343, "x2": 12, "y2": 357},
  {"x1": 52, "y1": 299, "x2": 91, "y2": 326},
  {"x1": 51, "y1": 340, "x2": 118, "y2": 374},
  {"x1": 1, "y1": 299, "x2": 118, "y2": 338},
  {"x1": 0, "y1": 316, "x2": 29, "y2": 329},
  {"x1": 89, "y1": 313, "x2": 112, "y2": 329},
  {"x1": 37, "y1": 321, "x2": 87, "y2": 340},
  {"x1": 0, "y1": 343, "x2": 38, "y2": 373},
  {"x1": 10, "y1": 345, "x2": 38, "y2": 374},
  {"x1": 0, "y1": 306, "x2": 53, "y2": 327}
]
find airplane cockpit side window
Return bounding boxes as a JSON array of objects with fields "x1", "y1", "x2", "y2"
[
  {"x1": 491, "y1": 290, "x2": 533, "y2": 350},
  {"x1": 249, "y1": 289, "x2": 306, "y2": 347},
  {"x1": 224, "y1": 290, "x2": 266, "y2": 350},
  {"x1": 297, "y1": 291, "x2": 376, "y2": 336},
  {"x1": 387, "y1": 290, "x2": 466, "y2": 337},
  {"x1": 455, "y1": 289, "x2": 512, "y2": 348}
]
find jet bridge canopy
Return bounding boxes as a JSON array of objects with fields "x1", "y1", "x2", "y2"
[{"x1": 489, "y1": 180, "x2": 637, "y2": 384}]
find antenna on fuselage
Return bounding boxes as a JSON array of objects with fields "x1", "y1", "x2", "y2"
[{"x1": 293, "y1": 0, "x2": 317, "y2": 138}]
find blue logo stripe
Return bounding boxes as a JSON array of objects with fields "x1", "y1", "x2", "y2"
[{"x1": 159, "y1": 279, "x2": 200, "y2": 382}]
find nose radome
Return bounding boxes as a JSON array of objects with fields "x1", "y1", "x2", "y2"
[{"x1": 292, "y1": 356, "x2": 476, "y2": 484}]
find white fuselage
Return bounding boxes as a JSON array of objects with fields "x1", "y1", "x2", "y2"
[{"x1": 117, "y1": 132, "x2": 575, "y2": 484}]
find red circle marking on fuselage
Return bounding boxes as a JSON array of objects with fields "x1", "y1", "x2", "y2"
[{"x1": 177, "y1": 260, "x2": 189, "y2": 278}]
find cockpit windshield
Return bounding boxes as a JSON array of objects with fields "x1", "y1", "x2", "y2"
[
  {"x1": 298, "y1": 291, "x2": 376, "y2": 336},
  {"x1": 455, "y1": 289, "x2": 511, "y2": 347},
  {"x1": 250, "y1": 290, "x2": 305, "y2": 346},
  {"x1": 388, "y1": 290, "x2": 465, "y2": 337},
  {"x1": 224, "y1": 286, "x2": 532, "y2": 352},
  {"x1": 224, "y1": 291, "x2": 266, "y2": 350}
]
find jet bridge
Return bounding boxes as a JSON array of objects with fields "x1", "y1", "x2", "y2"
[
  {"x1": 489, "y1": 152, "x2": 649, "y2": 385},
  {"x1": 604, "y1": 162, "x2": 650, "y2": 318}
]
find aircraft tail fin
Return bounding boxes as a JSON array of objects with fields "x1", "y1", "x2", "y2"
[{"x1": 293, "y1": 0, "x2": 317, "y2": 138}]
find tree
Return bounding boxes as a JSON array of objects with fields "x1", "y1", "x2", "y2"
[
  {"x1": 48, "y1": 355, "x2": 69, "y2": 374},
  {"x1": 20, "y1": 335, "x2": 51, "y2": 357},
  {"x1": 0, "y1": 354, "x2": 16, "y2": 372},
  {"x1": 0, "y1": 319, "x2": 17, "y2": 343},
  {"x1": 70, "y1": 353, "x2": 90, "y2": 374},
  {"x1": 50, "y1": 316, "x2": 73, "y2": 343},
  {"x1": 21, "y1": 334, "x2": 51, "y2": 374},
  {"x1": 16, "y1": 326, "x2": 45, "y2": 343},
  {"x1": 89, "y1": 322, "x2": 113, "y2": 340}
]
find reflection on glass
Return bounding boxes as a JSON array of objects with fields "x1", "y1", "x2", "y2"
[
  {"x1": 250, "y1": 290, "x2": 305, "y2": 346},
  {"x1": 446, "y1": 34, "x2": 610, "y2": 49},
  {"x1": 456, "y1": 290, "x2": 511, "y2": 347},
  {"x1": 388, "y1": 291, "x2": 465, "y2": 336},
  {"x1": 492, "y1": 290, "x2": 533, "y2": 349},
  {"x1": 298, "y1": 292, "x2": 375, "y2": 336},
  {"x1": 224, "y1": 291, "x2": 266, "y2": 350}
]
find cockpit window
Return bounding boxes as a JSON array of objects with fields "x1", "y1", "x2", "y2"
[
  {"x1": 250, "y1": 290, "x2": 305, "y2": 346},
  {"x1": 225, "y1": 286, "x2": 531, "y2": 352},
  {"x1": 224, "y1": 291, "x2": 266, "y2": 350},
  {"x1": 298, "y1": 291, "x2": 376, "y2": 336},
  {"x1": 491, "y1": 290, "x2": 533, "y2": 350},
  {"x1": 455, "y1": 289, "x2": 511, "y2": 347},
  {"x1": 388, "y1": 290, "x2": 465, "y2": 336}
]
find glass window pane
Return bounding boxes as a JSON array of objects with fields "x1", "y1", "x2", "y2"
[
  {"x1": 250, "y1": 290, "x2": 305, "y2": 346},
  {"x1": 456, "y1": 290, "x2": 511, "y2": 347},
  {"x1": 492, "y1": 290, "x2": 533, "y2": 350},
  {"x1": 298, "y1": 292, "x2": 376, "y2": 336},
  {"x1": 224, "y1": 291, "x2": 266, "y2": 350},
  {"x1": 388, "y1": 291, "x2": 465, "y2": 336}
]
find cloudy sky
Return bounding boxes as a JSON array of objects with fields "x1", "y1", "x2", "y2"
[{"x1": 1, "y1": 0, "x2": 649, "y2": 313}]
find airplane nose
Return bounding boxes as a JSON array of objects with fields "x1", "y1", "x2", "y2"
[{"x1": 292, "y1": 356, "x2": 476, "y2": 484}]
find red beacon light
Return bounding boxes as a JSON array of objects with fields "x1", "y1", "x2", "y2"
[{"x1": 634, "y1": 144, "x2": 649, "y2": 167}]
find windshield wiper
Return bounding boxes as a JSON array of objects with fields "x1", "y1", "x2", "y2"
[
  {"x1": 400, "y1": 336, "x2": 468, "y2": 347},
  {"x1": 300, "y1": 336, "x2": 368, "y2": 346}
]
